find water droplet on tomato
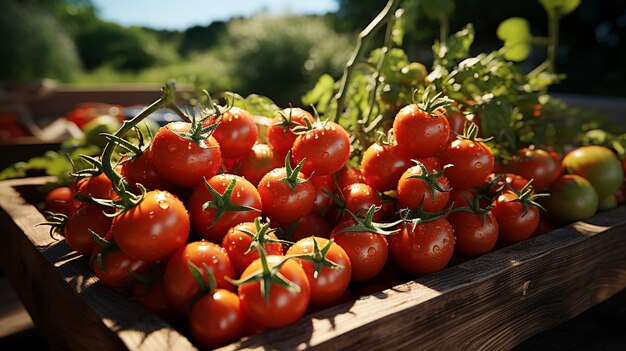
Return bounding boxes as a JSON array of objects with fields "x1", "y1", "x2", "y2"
[
  {"x1": 314, "y1": 134, "x2": 319, "y2": 140},
  {"x1": 149, "y1": 211, "x2": 155, "y2": 218},
  {"x1": 322, "y1": 152, "x2": 330, "y2": 159},
  {"x1": 236, "y1": 192, "x2": 241, "y2": 198},
  {"x1": 159, "y1": 201, "x2": 169, "y2": 209},
  {"x1": 367, "y1": 247, "x2": 377, "y2": 257},
  {"x1": 433, "y1": 245, "x2": 441, "y2": 254},
  {"x1": 475, "y1": 162, "x2": 483, "y2": 169},
  {"x1": 167, "y1": 144, "x2": 177, "y2": 152},
  {"x1": 412, "y1": 244, "x2": 421, "y2": 251}
]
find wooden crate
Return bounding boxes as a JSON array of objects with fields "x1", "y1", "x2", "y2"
[{"x1": 1, "y1": 176, "x2": 626, "y2": 351}]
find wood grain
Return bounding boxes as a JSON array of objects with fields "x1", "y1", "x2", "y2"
[{"x1": 1, "y1": 176, "x2": 626, "y2": 351}]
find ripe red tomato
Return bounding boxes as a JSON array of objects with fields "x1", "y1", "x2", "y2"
[
  {"x1": 189, "y1": 174, "x2": 261, "y2": 243},
  {"x1": 76, "y1": 173, "x2": 117, "y2": 201},
  {"x1": 164, "y1": 241, "x2": 236, "y2": 314},
  {"x1": 447, "y1": 188, "x2": 477, "y2": 209},
  {"x1": 507, "y1": 147, "x2": 561, "y2": 191},
  {"x1": 150, "y1": 121, "x2": 222, "y2": 188},
  {"x1": 119, "y1": 150, "x2": 175, "y2": 192},
  {"x1": 238, "y1": 256, "x2": 311, "y2": 328},
  {"x1": 446, "y1": 210, "x2": 498, "y2": 256},
  {"x1": 266, "y1": 107, "x2": 314, "y2": 156},
  {"x1": 392, "y1": 104, "x2": 450, "y2": 158},
  {"x1": 208, "y1": 107, "x2": 258, "y2": 160},
  {"x1": 221, "y1": 221, "x2": 284, "y2": 277},
  {"x1": 64, "y1": 204, "x2": 112, "y2": 255},
  {"x1": 486, "y1": 173, "x2": 530, "y2": 196},
  {"x1": 287, "y1": 237, "x2": 352, "y2": 306},
  {"x1": 257, "y1": 166, "x2": 315, "y2": 224},
  {"x1": 397, "y1": 164, "x2": 450, "y2": 212},
  {"x1": 132, "y1": 280, "x2": 178, "y2": 322},
  {"x1": 445, "y1": 110, "x2": 471, "y2": 143},
  {"x1": 361, "y1": 143, "x2": 412, "y2": 192},
  {"x1": 189, "y1": 289, "x2": 246, "y2": 349},
  {"x1": 112, "y1": 190, "x2": 189, "y2": 262},
  {"x1": 91, "y1": 232, "x2": 151, "y2": 289},
  {"x1": 291, "y1": 122, "x2": 351, "y2": 176},
  {"x1": 310, "y1": 174, "x2": 334, "y2": 214},
  {"x1": 331, "y1": 219, "x2": 389, "y2": 282},
  {"x1": 440, "y1": 138, "x2": 494, "y2": 190},
  {"x1": 335, "y1": 166, "x2": 365, "y2": 190},
  {"x1": 491, "y1": 191, "x2": 540, "y2": 243},
  {"x1": 388, "y1": 218, "x2": 455, "y2": 275},
  {"x1": 281, "y1": 213, "x2": 332, "y2": 241},
  {"x1": 44, "y1": 186, "x2": 79, "y2": 216},
  {"x1": 340, "y1": 183, "x2": 383, "y2": 221},
  {"x1": 235, "y1": 143, "x2": 283, "y2": 186}
]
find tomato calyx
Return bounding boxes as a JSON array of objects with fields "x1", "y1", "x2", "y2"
[
  {"x1": 398, "y1": 201, "x2": 453, "y2": 232},
  {"x1": 455, "y1": 121, "x2": 492, "y2": 143},
  {"x1": 406, "y1": 160, "x2": 452, "y2": 201},
  {"x1": 280, "y1": 151, "x2": 310, "y2": 190},
  {"x1": 38, "y1": 211, "x2": 68, "y2": 240},
  {"x1": 200, "y1": 178, "x2": 261, "y2": 228},
  {"x1": 507, "y1": 180, "x2": 548, "y2": 215},
  {"x1": 187, "y1": 260, "x2": 218, "y2": 295},
  {"x1": 452, "y1": 194, "x2": 495, "y2": 224},
  {"x1": 414, "y1": 86, "x2": 451, "y2": 117},
  {"x1": 89, "y1": 229, "x2": 118, "y2": 272},
  {"x1": 287, "y1": 238, "x2": 343, "y2": 279},
  {"x1": 71, "y1": 154, "x2": 105, "y2": 179},
  {"x1": 335, "y1": 205, "x2": 401, "y2": 236},
  {"x1": 236, "y1": 217, "x2": 293, "y2": 255},
  {"x1": 273, "y1": 107, "x2": 304, "y2": 131}
]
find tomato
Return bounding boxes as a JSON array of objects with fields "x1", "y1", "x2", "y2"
[
  {"x1": 507, "y1": 147, "x2": 561, "y2": 191},
  {"x1": 397, "y1": 164, "x2": 450, "y2": 212},
  {"x1": 392, "y1": 104, "x2": 450, "y2": 158},
  {"x1": 291, "y1": 122, "x2": 351, "y2": 176},
  {"x1": 43, "y1": 186, "x2": 79, "y2": 216},
  {"x1": 235, "y1": 143, "x2": 283, "y2": 186},
  {"x1": 491, "y1": 191, "x2": 540, "y2": 243},
  {"x1": 388, "y1": 218, "x2": 455, "y2": 275},
  {"x1": 287, "y1": 237, "x2": 352, "y2": 306},
  {"x1": 446, "y1": 210, "x2": 498, "y2": 256},
  {"x1": 76, "y1": 173, "x2": 117, "y2": 201},
  {"x1": 112, "y1": 190, "x2": 189, "y2": 262},
  {"x1": 119, "y1": 150, "x2": 176, "y2": 192},
  {"x1": 331, "y1": 219, "x2": 389, "y2": 282},
  {"x1": 486, "y1": 173, "x2": 530, "y2": 196},
  {"x1": 221, "y1": 221, "x2": 284, "y2": 277},
  {"x1": 64, "y1": 204, "x2": 113, "y2": 255},
  {"x1": 447, "y1": 188, "x2": 477, "y2": 209},
  {"x1": 542, "y1": 174, "x2": 599, "y2": 225},
  {"x1": 281, "y1": 213, "x2": 332, "y2": 241},
  {"x1": 150, "y1": 121, "x2": 222, "y2": 188},
  {"x1": 189, "y1": 174, "x2": 261, "y2": 243},
  {"x1": 257, "y1": 165, "x2": 315, "y2": 224},
  {"x1": 189, "y1": 289, "x2": 246, "y2": 349},
  {"x1": 335, "y1": 166, "x2": 365, "y2": 190},
  {"x1": 208, "y1": 107, "x2": 258, "y2": 160},
  {"x1": 310, "y1": 175, "x2": 334, "y2": 214},
  {"x1": 266, "y1": 107, "x2": 314, "y2": 156},
  {"x1": 444, "y1": 110, "x2": 478, "y2": 144},
  {"x1": 91, "y1": 232, "x2": 151, "y2": 289},
  {"x1": 361, "y1": 143, "x2": 412, "y2": 192},
  {"x1": 132, "y1": 280, "x2": 178, "y2": 322},
  {"x1": 440, "y1": 138, "x2": 494, "y2": 190},
  {"x1": 562, "y1": 145, "x2": 624, "y2": 200},
  {"x1": 340, "y1": 183, "x2": 383, "y2": 221},
  {"x1": 238, "y1": 256, "x2": 310, "y2": 328},
  {"x1": 164, "y1": 241, "x2": 236, "y2": 314}
]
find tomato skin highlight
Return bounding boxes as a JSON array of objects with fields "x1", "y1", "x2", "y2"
[
  {"x1": 291, "y1": 122, "x2": 351, "y2": 176},
  {"x1": 189, "y1": 289, "x2": 246, "y2": 349},
  {"x1": 150, "y1": 121, "x2": 222, "y2": 188},
  {"x1": 393, "y1": 104, "x2": 450, "y2": 158},
  {"x1": 361, "y1": 143, "x2": 412, "y2": 192},
  {"x1": 238, "y1": 256, "x2": 311, "y2": 328},
  {"x1": 112, "y1": 190, "x2": 189, "y2": 262},
  {"x1": 188, "y1": 174, "x2": 262, "y2": 243},
  {"x1": 287, "y1": 237, "x2": 352, "y2": 306},
  {"x1": 331, "y1": 220, "x2": 389, "y2": 282},
  {"x1": 388, "y1": 218, "x2": 455, "y2": 275}
]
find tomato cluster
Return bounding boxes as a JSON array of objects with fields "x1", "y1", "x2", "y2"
[{"x1": 41, "y1": 99, "x2": 626, "y2": 349}]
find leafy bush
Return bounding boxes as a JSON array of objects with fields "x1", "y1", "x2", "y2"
[{"x1": 0, "y1": 1, "x2": 82, "y2": 82}]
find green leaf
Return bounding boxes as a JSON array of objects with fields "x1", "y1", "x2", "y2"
[
  {"x1": 391, "y1": 11, "x2": 405, "y2": 47},
  {"x1": 223, "y1": 91, "x2": 280, "y2": 118},
  {"x1": 433, "y1": 24, "x2": 475, "y2": 64},
  {"x1": 497, "y1": 17, "x2": 532, "y2": 62},
  {"x1": 539, "y1": 0, "x2": 581, "y2": 17},
  {"x1": 421, "y1": 0, "x2": 455, "y2": 20},
  {"x1": 479, "y1": 97, "x2": 514, "y2": 144},
  {"x1": 302, "y1": 73, "x2": 335, "y2": 113}
]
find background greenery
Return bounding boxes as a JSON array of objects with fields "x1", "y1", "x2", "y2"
[{"x1": 0, "y1": 0, "x2": 624, "y2": 105}]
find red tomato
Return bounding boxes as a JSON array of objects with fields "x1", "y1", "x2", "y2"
[
  {"x1": 189, "y1": 174, "x2": 262, "y2": 243},
  {"x1": 64, "y1": 204, "x2": 112, "y2": 255},
  {"x1": 335, "y1": 166, "x2": 365, "y2": 190},
  {"x1": 507, "y1": 147, "x2": 561, "y2": 191},
  {"x1": 208, "y1": 107, "x2": 258, "y2": 160},
  {"x1": 132, "y1": 280, "x2": 178, "y2": 322},
  {"x1": 91, "y1": 232, "x2": 151, "y2": 289},
  {"x1": 445, "y1": 110, "x2": 470, "y2": 143},
  {"x1": 76, "y1": 173, "x2": 117, "y2": 201},
  {"x1": 257, "y1": 166, "x2": 315, "y2": 224},
  {"x1": 388, "y1": 218, "x2": 455, "y2": 275},
  {"x1": 446, "y1": 210, "x2": 498, "y2": 256},
  {"x1": 287, "y1": 237, "x2": 352, "y2": 306},
  {"x1": 491, "y1": 191, "x2": 540, "y2": 242},
  {"x1": 44, "y1": 186, "x2": 79, "y2": 216},
  {"x1": 281, "y1": 213, "x2": 332, "y2": 241},
  {"x1": 486, "y1": 173, "x2": 530, "y2": 196},
  {"x1": 447, "y1": 188, "x2": 477, "y2": 209},
  {"x1": 238, "y1": 256, "x2": 311, "y2": 328},
  {"x1": 340, "y1": 183, "x2": 383, "y2": 221},
  {"x1": 291, "y1": 122, "x2": 351, "y2": 176},
  {"x1": 235, "y1": 143, "x2": 283, "y2": 186},
  {"x1": 310, "y1": 175, "x2": 334, "y2": 214},
  {"x1": 361, "y1": 143, "x2": 412, "y2": 192},
  {"x1": 266, "y1": 107, "x2": 314, "y2": 156},
  {"x1": 150, "y1": 121, "x2": 222, "y2": 188},
  {"x1": 119, "y1": 150, "x2": 175, "y2": 192},
  {"x1": 331, "y1": 219, "x2": 389, "y2": 282},
  {"x1": 397, "y1": 165, "x2": 450, "y2": 212},
  {"x1": 112, "y1": 190, "x2": 189, "y2": 262},
  {"x1": 189, "y1": 289, "x2": 246, "y2": 349},
  {"x1": 164, "y1": 241, "x2": 236, "y2": 314},
  {"x1": 392, "y1": 104, "x2": 450, "y2": 158},
  {"x1": 440, "y1": 138, "x2": 494, "y2": 190},
  {"x1": 221, "y1": 221, "x2": 284, "y2": 277}
]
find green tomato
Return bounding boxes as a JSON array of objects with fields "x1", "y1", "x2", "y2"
[
  {"x1": 598, "y1": 194, "x2": 618, "y2": 211},
  {"x1": 543, "y1": 174, "x2": 598, "y2": 225},
  {"x1": 562, "y1": 145, "x2": 624, "y2": 200},
  {"x1": 82, "y1": 115, "x2": 122, "y2": 148}
]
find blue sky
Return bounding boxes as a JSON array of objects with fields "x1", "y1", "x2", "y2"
[{"x1": 92, "y1": 0, "x2": 339, "y2": 30}]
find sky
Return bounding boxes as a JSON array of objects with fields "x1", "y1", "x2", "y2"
[{"x1": 92, "y1": 0, "x2": 339, "y2": 31}]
